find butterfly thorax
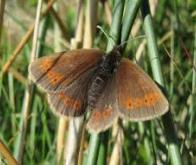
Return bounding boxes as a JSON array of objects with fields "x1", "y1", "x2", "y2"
[{"x1": 87, "y1": 47, "x2": 122, "y2": 108}]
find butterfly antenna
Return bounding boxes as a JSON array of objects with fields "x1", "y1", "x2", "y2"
[
  {"x1": 97, "y1": 25, "x2": 117, "y2": 47},
  {"x1": 97, "y1": 25, "x2": 145, "y2": 55}
]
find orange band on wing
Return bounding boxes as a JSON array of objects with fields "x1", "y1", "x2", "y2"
[
  {"x1": 39, "y1": 58, "x2": 54, "y2": 70},
  {"x1": 38, "y1": 59, "x2": 65, "y2": 86},
  {"x1": 121, "y1": 93, "x2": 161, "y2": 110},
  {"x1": 46, "y1": 71, "x2": 64, "y2": 86},
  {"x1": 92, "y1": 107, "x2": 113, "y2": 121},
  {"x1": 59, "y1": 93, "x2": 82, "y2": 111}
]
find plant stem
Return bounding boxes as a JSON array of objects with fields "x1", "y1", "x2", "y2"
[
  {"x1": 13, "y1": 0, "x2": 43, "y2": 163},
  {"x1": 0, "y1": 139, "x2": 18, "y2": 165},
  {"x1": 0, "y1": 0, "x2": 5, "y2": 45},
  {"x1": 64, "y1": 1, "x2": 86, "y2": 165},
  {"x1": 87, "y1": 0, "x2": 125, "y2": 165},
  {"x1": 97, "y1": 133, "x2": 109, "y2": 165},
  {"x1": 188, "y1": 25, "x2": 196, "y2": 139},
  {"x1": 109, "y1": 1, "x2": 143, "y2": 165},
  {"x1": 106, "y1": 0, "x2": 125, "y2": 52},
  {"x1": 121, "y1": 0, "x2": 141, "y2": 45},
  {"x1": 141, "y1": 1, "x2": 182, "y2": 165},
  {"x1": 1, "y1": 0, "x2": 57, "y2": 75}
]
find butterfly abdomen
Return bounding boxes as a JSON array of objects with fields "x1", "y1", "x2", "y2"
[
  {"x1": 88, "y1": 48, "x2": 122, "y2": 108},
  {"x1": 88, "y1": 71, "x2": 108, "y2": 108}
]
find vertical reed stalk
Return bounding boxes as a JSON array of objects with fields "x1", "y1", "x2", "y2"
[
  {"x1": 52, "y1": 3, "x2": 68, "y2": 163},
  {"x1": 106, "y1": 0, "x2": 124, "y2": 51},
  {"x1": 121, "y1": 0, "x2": 141, "y2": 45},
  {"x1": 109, "y1": 125, "x2": 124, "y2": 165},
  {"x1": 109, "y1": 0, "x2": 142, "y2": 164},
  {"x1": 83, "y1": 0, "x2": 98, "y2": 48},
  {"x1": 102, "y1": 0, "x2": 112, "y2": 25},
  {"x1": 87, "y1": 0, "x2": 125, "y2": 164},
  {"x1": 64, "y1": 1, "x2": 87, "y2": 164},
  {"x1": 0, "y1": 0, "x2": 5, "y2": 45},
  {"x1": 188, "y1": 26, "x2": 196, "y2": 139},
  {"x1": 141, "y1": 0, "x2": 182, "y2": 165},
  {"x1": 13, "y1": 0, "x2": 43, "y2": 163}
]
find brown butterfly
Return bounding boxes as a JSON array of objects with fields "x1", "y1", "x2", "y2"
[{"x1": 29, "y1": 47, "x2": 169, "y2": 133}]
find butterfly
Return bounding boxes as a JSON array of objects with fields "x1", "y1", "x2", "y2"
[{"x1": 29, "y1": 47, "x2": 169, "y2": 133}]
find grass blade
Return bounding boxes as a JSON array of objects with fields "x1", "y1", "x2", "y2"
[{"x1": 141, "y1": 1, "x2": 182, "y2": 165}]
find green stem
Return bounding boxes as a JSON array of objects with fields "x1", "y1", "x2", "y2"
[
  {"x1": 121, "y1": 0, "x2": 141, "y2": 44},
  {"x1": 188, "y1": 26, "x2": 196, "y2": 139},
  {"x1": 97, "y1": 133, "x2": 109, "y2": 165},
  {"x1": 123, "y1": 0, "x2": 156, "y2": 163},
  {"x1": 86, "y1": 1, "x2": 125, "y2": 165},
  {"x1": 141, "y1": 1, "x2": 182, "y2": 165},
  {"x1": 106, "y1": 0, "x2": 125, "y2": 52},
  {"x1": 86, "y1": 134, "x2": 100, "y2": 165}
]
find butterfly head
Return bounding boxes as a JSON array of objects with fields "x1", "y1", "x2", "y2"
[{"x1": 101, "y1": 46, "x2": 123, "y2": 74}]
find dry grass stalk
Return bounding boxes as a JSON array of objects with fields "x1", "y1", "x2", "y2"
[
  {"x1": 0, "y1": 0, "x2": 6, "y2": 45},
  {"x1": 77, "y1": 123, "x2": 86, "y2": 165},
  {"x1": 0, "y1": 139, "x2": 18, "y2": 165},
  {"x1": 57, "y1": 1, "x2": 84, "y2": 163},
  {"x1": 57, "y1": 118, "x2": 68, "y2": 163},
  {"x1": 109, "y1": 125, "x2": 124, "y2": 165},
  {"x1": 53, "y1": 3, "x2": 69, "y2": 162},
  {"x1": 56, "y1": 1, "x2": 85, "y2": 163},
  {"x1": 14, "y1": 0, "x2": 43, "y2": 163},
  {"x1": 103, "y1": 0, "x2": 112, "y2": 25},
  {"x1": 83, "y1": 0, "x2": 98, "y2": 48},
  {"x1": 1, "y1": 0, "x2": 57, "y2": 75},
  {"x1": 64, "y1": 0, "x2": 98, "y2": 164},
  {"x1": 64, "y1": 1, "x2": 85, "y2": 164}
]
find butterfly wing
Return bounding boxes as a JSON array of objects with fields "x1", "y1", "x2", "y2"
[
  {"x1": 29, "y1": 49, "x2": 104, "y2": 116},
  {"x1": 29, "y1": 49, "x2": 103, "y2": 92},
  {"x1": 48, "y1": 67, "x2": 97, "y2": 116},
  {"x1": 87, "y1": 77, "x2": 118, "y2": 133},
  {"x1": 116, "y1": 58, "x2": 169, "y2": 121}
]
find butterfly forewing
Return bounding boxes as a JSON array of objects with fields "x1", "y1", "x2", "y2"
[
  {"x1": 116, "y1": 58, "x2": 169, "y2": 121},
  {"x1": 87, "y1": 77, "x2": 118, "y2": 133},
  {"x1": 29, "y1": 49, "x2": 103, "y2": 92},
  {"x1": 48, "y1": 67, "x2": 97, "y2": 116}
]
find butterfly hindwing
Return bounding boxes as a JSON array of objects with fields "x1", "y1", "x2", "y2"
[
  {"x1": 116, "y1": 58, "x2": 169, "y2": 121},
  {"x1": 29, "y1": 49, "x2": 103, "y2": 92},
  {"x1": 87, "y1": 77, "x2": 118, "y2": 133}
]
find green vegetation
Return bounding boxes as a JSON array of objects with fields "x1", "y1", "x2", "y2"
[{"x1": 0, "y1": 0, "x2": 195, "y2": 164}]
